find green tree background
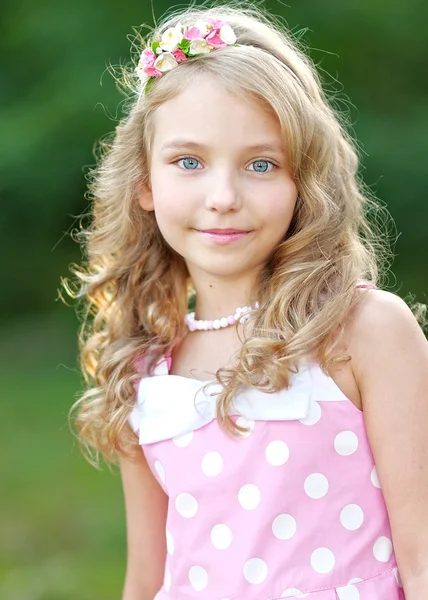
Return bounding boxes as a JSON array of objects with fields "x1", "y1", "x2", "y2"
[{"x1": 1, "y1": 0, "x2": 427, "y2": 598}]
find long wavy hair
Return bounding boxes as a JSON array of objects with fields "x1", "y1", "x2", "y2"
[{"x1": 63, "y1": 2, "x2": 399, "y2": 465}]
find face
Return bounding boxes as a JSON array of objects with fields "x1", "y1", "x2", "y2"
[{"x1": 139, "y1": 74, "x2": 298, "y2": 285}]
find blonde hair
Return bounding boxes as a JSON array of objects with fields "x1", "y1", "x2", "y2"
[{"x1": 63, "y1": 2, "x2": 397, "y2": 465}]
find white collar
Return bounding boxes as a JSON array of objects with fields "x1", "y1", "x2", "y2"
[{"x1": 130, "y1": 358, "x2": 314, "y2": 445}]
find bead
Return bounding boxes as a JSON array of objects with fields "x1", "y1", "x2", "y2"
[
  {"x1": 220, "y1": 317, "x2": 228, "y2": 328},
  {"x1": 227, "y1": 315, "x2": 235, "y2": 325},
  {"x1": 213, "y1": 319, "x2": 221, "y2": 329}
]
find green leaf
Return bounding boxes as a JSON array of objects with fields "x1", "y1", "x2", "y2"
[
  {"x1": 151, "y1": 41, "x2": 160, "y2": 54},
  {"x1": 144, "y1": 77, "x2": 155, "y2": 94},
  {"x1": 178, "y1": 39, "x2": 191, "y2": 53}
]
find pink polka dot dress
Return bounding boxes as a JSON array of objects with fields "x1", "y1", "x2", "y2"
[{"x1": 129, "y1": 348, "x2": 405, "y2": 600}]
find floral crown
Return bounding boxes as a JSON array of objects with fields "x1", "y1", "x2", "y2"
[{"x1": 135, "y1": 18, "x2": 237, "y2": 92}]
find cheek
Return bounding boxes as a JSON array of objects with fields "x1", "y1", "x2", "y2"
[
  {"x1": 150, "y1": 173, "x2": 185, "y2": 220},
  {"x1": 151, "y1": 166, "x2": 203, "y2": 236},
  {"x1": 150, "y1": 180, "x2": 194, "y2": 249},
  {"x1": 262, "y1": 180, "x2": 298, "y2": 228}
]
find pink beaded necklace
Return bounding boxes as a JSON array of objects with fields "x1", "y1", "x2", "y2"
[{"x1": 185, "y1": 303, "x2": 260, "y2": 332}]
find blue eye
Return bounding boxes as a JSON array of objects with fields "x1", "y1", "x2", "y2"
[
  {"x1": 176, "y1": 157, "x2": 201, "y2": 170},
  {"x1": 249, "y1": 160, "x2": 275, "y2": 173}
]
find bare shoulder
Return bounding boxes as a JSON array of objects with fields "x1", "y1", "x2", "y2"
[
  {"x1": 327, "y1": 289, "x2": 427, "y2": 410},
  {"x1": 348, "y1": 288, "x2": 419, "y2": 334},
  {"x1": 345, "y1": 289, "x2": 427, "y2": 390}
]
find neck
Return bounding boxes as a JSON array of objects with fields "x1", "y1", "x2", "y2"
[{"x1": 188, "y1": 268, "x2": 259, "y2": 320}]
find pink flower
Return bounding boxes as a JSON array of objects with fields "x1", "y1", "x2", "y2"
[
  {"x1": 184, "y1": 26, "x2": 202, "y2": 40},
  {"x1": 144, "y1": 65, "x2": 163, "y2": 77},
  {"x1": 206, "y1": 30, "x2": 226, "y2": 49},
  {"x1": 140, "y1": 48, "x2": 156, "y2": 67},
  {"x1": 172, "y1": 48, "x2": 187, "y2": 63},
  {"x1": 207, "y1": 18, "x2": 226, "y2": 30}
]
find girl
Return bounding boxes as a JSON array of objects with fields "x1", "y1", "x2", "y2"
[{"x1": 65, "y1": 4, "x2": 428, "y2": 600}]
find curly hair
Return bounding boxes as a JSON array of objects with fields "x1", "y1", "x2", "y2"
[{"x1": 62, "y1": 2, "x2": 397, "y2": 465}]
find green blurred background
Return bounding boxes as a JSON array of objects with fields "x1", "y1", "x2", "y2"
[{"x1": 1, "y1": 0, "x2": 427, "y2": 598}]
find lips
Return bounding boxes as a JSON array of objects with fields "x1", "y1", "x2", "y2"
[
  {"x1": 195, "y1": 228, "x2": 252, "y2": 245},
  {"x1": 200, "y1": 229, "x2": 250, "y2": 234}
]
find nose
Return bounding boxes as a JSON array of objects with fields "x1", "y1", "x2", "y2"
[{"x1": 204, "y1": 168, "x2": 242, "y2": 213}]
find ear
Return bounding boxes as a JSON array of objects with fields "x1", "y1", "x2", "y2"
[{"x1": 138, "y1": 181, "x2": 154, "y2": 211}]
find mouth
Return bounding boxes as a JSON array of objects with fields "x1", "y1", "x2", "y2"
[{"x1": 194, "y1": 228, "x2": 252, "y2": 245}]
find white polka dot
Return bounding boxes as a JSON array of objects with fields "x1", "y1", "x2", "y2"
[
  {"x1": 211, "y1": 524, "x2": 233, "y2": 550},
  {"x1": 175, "y1": 493, "x2": 198, "y2": 518},
  {"x1": 164, "y1": 567, "x2": 171, "y2": 591},
  {"x1": 266, "y1": 440, "x2": 290, "y2": 466},
  {"x1": 238, "y1": 484, "x2": 261, "y2": 510},
  {"x1": 201, "y1": 451, "x2": 223, "y2": 476},
  {"x1": 336, "y1": 584, "x2": 360, "y2": 600},
  {"x1": 281, "y1": 589, "x2": 309, "y2": 598},
  {"x1": 272, "y1": 514, "x2": 297, "y2": 540},
  {"x1": 304, "y1": 473, "x2": 329, "y2": 499},
  {"x1": 340, "y1": 504, "x2": 364, "y2": 530},
  {"x1": 236, "y1": 416, "x2": 255, "y2": 437},
  {"x1": 189, "y1": 565, "x2": 208, "y2": 591},
  {"x1": 371, "y1": 466, "x2": 381, "y2": 488},
  {"x1": 166, "y1": 529, "x2": 174, "y2": 554},
  {"x1": 393, "y1": 567, "x2": 403, "y2": 587},
  {"x1": 334, "y1": 431, "x2": 359, "y2": 456},
  {"x1": 173, "y1": 431, "x2": 194, "y2": 447},
  {"x1": 154, "y1": 460, "x2": 165, "y2": 484},
  {"x1": 373, "y1": 536, "x2": 393, "y2": 562},
  {"x1": 299, "y1": 401, "x2": 322, "y2": 425},
  {"x1": 243, "y1": 558, "x2": 268, "y2": 584},
  {"x1": 311, "y1": 547, "x2": 335, "y2": 573}
]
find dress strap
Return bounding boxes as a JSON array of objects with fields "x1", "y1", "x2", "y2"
[
  {"x1": 153, "y1": 353, "x2": 172, "y2": 375},
  {"x1": 356, "y1": 280, "x2": 377, "y2": 290},
  {"x1": 132, "y1": 352, "x2": 172, "y2": 391}
]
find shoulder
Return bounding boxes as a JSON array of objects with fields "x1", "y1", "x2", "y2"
[
  {"x1": 347, "y1": 288, "x2": 424, "y2": 353},
  {"x1": 348, "y1": 288, "x2": 419, "y2": 337},
  {"x1": 345, "y1": 288, "x2": 428, "y2": 399}
]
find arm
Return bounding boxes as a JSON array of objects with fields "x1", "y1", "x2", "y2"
[
  {"x1": 120, "y1": 444, "x2": 168, "y2": 600},
  {"x1": 348, "y1": 290, "x2": 428, "y2": 598}
]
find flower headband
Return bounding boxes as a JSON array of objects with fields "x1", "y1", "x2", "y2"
[{"x1": 135, "y1": 18, "x2": 237, "y2": 92}]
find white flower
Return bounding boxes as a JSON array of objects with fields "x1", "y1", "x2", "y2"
[
  {"x1": 194, "y1": 19, "x2": 212, "y2": 37},
  {"x1": 188, "y1": 38, "x2": 211, "y2": 56},
  {"x1": 135, "y1": 67, "x2": 150, "y2": 85},
  {"x1": 154, "y1": 52, "x2": 178, "y2": 72},
  {"x1": 219, "y1": 24, "x2": 237, "y2": 45},
  {"x1": 159, "y1": 23, "x2": 184, "y2": 52}
]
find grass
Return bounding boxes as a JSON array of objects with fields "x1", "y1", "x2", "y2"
[{"x1": 1, "y1": 313, "x2": 127, "y2": 599}]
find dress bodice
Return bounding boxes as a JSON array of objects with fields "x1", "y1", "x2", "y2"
[{"x1": 129, "y1": 354, "x2": 404, "y2": 599}]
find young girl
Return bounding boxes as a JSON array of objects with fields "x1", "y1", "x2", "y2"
[{"x1": 65, "y1": 4, "x2": 428, "y2": 599}]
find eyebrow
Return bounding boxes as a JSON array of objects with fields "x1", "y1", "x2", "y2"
[{"x1": 160, "y1": 139, "x2": 285, "y2": 154}]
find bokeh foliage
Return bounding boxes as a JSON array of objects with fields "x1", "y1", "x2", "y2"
[{"x1": 1, "y1": 0, "x2": 426, "y2": 598}]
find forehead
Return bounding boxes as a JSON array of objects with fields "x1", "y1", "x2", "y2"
[{"x1": 150, "y1": 75, "x2": 285, "y2": 153}]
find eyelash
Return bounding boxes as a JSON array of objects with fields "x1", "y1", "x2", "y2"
[{"x1": 173, "y1": 156, "x2": 277, "y2": 173}]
